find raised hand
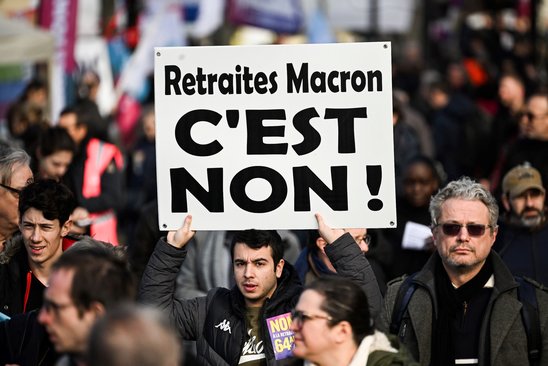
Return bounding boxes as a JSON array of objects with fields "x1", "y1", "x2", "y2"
[
  {"x1": 315, "y1": 213, "x2": 346, "y2": 246},
  {"x1": 166, "y1": 215, "x2": 195, "y2": 248}
]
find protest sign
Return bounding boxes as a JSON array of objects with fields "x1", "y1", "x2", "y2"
[
  {"x1": 266, "y1": 312, "x2": 294, "y2": 360},
  {"x1": 154, "y1": 42, "x2": 396, "y2": 230}
]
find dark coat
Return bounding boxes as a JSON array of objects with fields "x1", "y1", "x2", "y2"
[
  {"x1": 494, "y1": 219, "x2": 548, "y2": 286},
  {"x1": 378, "y1": 251, "x2": 548, "y2": 366},
  {"x1": 0, "y1": 234, "x2": 27, "y2": 316},
  {"x1": 0, "y1": 310, "x2": 59, "y2": 366}
]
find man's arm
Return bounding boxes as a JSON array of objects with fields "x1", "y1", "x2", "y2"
[
  {"x1": 316, "y1": 214, "x2": 383, "y2": 319},
  {"x1": 138, "y1": 216, "x2": 202, "y2": 339}
]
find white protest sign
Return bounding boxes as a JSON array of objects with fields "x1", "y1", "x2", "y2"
[{"x1": 154, "y1": 42, "x2": 396, "y2": 230}]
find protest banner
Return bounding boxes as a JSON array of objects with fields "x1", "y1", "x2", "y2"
[{"x1": 154, "y1": 42, "x2": 396, "y2": 230}]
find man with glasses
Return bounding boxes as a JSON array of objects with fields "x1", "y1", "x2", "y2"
[
  {"x1": 501, "y1": 92, "x2": 548, "y2": 192},
  {"x1": 0, "y1": 144, "x2": 33, "y2": 254},
  {"x1": 377, "y1": 177, "x2": 548, "y2": 365},
  {"x1": 494, "y1": 163, "x2": 548, "y2": 286},
  {"x1": 294, "y1": 228, "x2": 374, "y2": 286},
  {"x1": 0, "y1": 180, "x2": 75, "y2": 318},
  {"x1": 0, "y1": 237, "x2": 135, "y2": 365}
]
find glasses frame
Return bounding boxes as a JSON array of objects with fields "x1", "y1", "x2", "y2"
[
  {"x1": 291, "y1": 309, "x2": 333, "y2": 329},
  {"x1": 0, "y1": 182, "x2": 22, "y2": 198},
  {"x1": 520, "y1": 111, "x2": 548, "y2": 121},
  {"x1": 356, "y1": 234, "x2": 371, "y2": 245},
  {"x1": 41, "y1": 298, "x2": 74, "y2": 316},
  {"x1": 435, "y1": 222, "x2": 493, "y2": 237}
]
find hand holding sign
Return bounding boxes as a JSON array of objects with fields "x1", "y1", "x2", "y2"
[
  {"x1": 315, "y1": 213, "x2": 346, "y2": 246},
  {"x1": 167, "y1": 215, "x2": 195, "y2": 249}
]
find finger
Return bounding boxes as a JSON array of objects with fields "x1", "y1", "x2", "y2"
[
  {"x1": 183, "y1": 214, "x2": 193, "y2": 232},
  {"x1": 315, "y1": 213, "x2": 324, "y2": 228}
]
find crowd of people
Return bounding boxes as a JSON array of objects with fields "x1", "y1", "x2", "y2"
[{"x1": 1, "y1": 1, "x2": 548, "y2": 366}]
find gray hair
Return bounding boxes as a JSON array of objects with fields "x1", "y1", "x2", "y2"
[
  {"x1": 0, "y1": 144, "x2": 31, "y2": 185},
  {"x1": 429, "y1": 176, "x2": 499, "y2": 229}
]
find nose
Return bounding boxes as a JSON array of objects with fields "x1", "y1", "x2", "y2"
[
  {"x1": 456, "y1": 226, "x2": 470, "y2": 241},
  {"x1": 525, "y1": 194, "x2": 536, "y2": 207},
  {"x1": 243, "y1": 263, "x2": 254, "y2": 278},
  {"x1": 289, "y1": 317, "x2": 300, "y2": 332},
  {"x1": 37, "y1": 306, "x2": 49, "y2": 325},
  {"x1": 30, "y1": 227, "x2": 42, "y2": 242}
]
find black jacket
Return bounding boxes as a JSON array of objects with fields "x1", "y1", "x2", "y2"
[
  {"x1": 0, "y1": 234, "x2": 28, "y2": 316},
  {"x1": 0, "y1": 310, "x2": 59, "y2": 366},
  {"x1": 139, "y1": 233, "x2": 381, "y2": 365}
]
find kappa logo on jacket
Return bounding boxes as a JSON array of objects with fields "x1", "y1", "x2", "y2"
[{"x1": 215, "y1": 319, "x2": 232, "y2": 334}]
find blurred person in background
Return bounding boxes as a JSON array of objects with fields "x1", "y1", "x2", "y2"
[
  {"x1": 33, "y1": 126, "x2": 76, "y2": 181},
  {"x1": 500, "y1": 92, "x2": 548, "y2": 194},
  {"x1": 494, "y1": 163, "x2": 548, "y2": 286},
  {"x1": 382, "y1": 156, "x2": 443, "y2": 280},
  {"x1": 59, "y1": 106, "x2": 124, "y2": 245},
  {"x1": 481, "y1": 73, "x2": 527, "y2": 191},
  {"x1": 87, "y1": 304, "x2": 185, "y2": 366}
]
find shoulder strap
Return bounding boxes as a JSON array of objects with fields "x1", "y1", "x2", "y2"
[
  {"x1": 515, "y1": 276, "x2": 542, "y2": 366},
  {"x1": 390, "y1": 273, "x2": 418, "y2": 339}
]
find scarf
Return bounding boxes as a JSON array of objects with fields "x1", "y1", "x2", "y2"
[{"x1": 432, "y1": 256, "x2": 493, "y2": 365}]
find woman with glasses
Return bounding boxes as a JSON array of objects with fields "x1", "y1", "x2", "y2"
[{"x1": 290, "y1": 276, "x2": 417, "y2": 366}]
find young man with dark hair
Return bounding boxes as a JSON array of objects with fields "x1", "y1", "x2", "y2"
[
  {"x1": 0, "y1": 237, "x2": 136, "y2": 366},
  {"x1": 139, "y1": 214, "x2": 381, "y2": 366},
  {"x1": 0, "y1": 179, "x2": 75, "y2": 317}
]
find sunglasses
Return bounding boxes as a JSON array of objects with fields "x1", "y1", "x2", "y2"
[
  {"x1": 436, "y1": 223, "x2": 493, "y2": 237},
  {"x1": 0, "y1": 183, "x2": 22, "y2": 198},
  {"x1": 291, "y1": 310, "x2": 332, "y2": 328}
]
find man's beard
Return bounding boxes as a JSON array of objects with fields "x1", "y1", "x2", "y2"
[{"x1": 511, "y1": 208, "x2": 545, "y2": 228}]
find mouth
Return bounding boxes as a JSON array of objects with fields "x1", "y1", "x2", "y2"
[
  {"x1": 242, "y1": 283, "x2": 257, "y2": 292},
  {"x1": 451, "y1": 245, "x2": 472, "y2": 255},
  {"x1": 28, "y1": 245, "x2": 46, "y2": 255}
]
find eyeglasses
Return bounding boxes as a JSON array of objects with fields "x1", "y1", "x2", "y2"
[
  {"x1": 291, "y1": 309, "x2": 332, "y2": 328},
  {"x1": 519, "y1": 111, "x2": 548, "y2": 121},
  {"x1": 355, "y1": 234, "x2": 371, "y2": 245},
  {"x1": 0, "y1": 183, "x2": 22, "y2": 198},
  {"x1": 41, "y1": 298, "x2": 74, "y2": 316},
  {"x1": 435, "y1": 223, "x2": 493, "y2": 237}
]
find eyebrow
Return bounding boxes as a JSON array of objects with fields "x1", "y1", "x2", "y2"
[{"x1": 234, "y1": 257, "x2": 269, "y2": 263}]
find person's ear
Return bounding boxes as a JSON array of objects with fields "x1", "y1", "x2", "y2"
[
  {"x1": 316, "y1": 237, "x2": 327, "y2": 252},
  {"x1": 332, "y1": 321, "x2": 353, "y2": 344},
  {"x1": 501, "y1": 194, "x2": 511, "y2": 212},
  {"x1": 275, "y1": 259, "x2": 285, "y2": 278},
  {"x1": 60, "y1": 219, "x2": 72, "y2": 237},
  {"x1": 89, "y1": 301, "x2": 105, "y2": 318}
]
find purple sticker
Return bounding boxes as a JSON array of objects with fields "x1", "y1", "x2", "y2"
[{"x1": 266, "y1": 312, "x2": 295, "y2": 360}]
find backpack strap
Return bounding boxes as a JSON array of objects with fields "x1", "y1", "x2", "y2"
[
  {"x1": 515, "y1": 276, "x2": 542, "y2": 366},
  {"x1": 390, "y1": 273, "x2": 418, "y2": 340}
]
